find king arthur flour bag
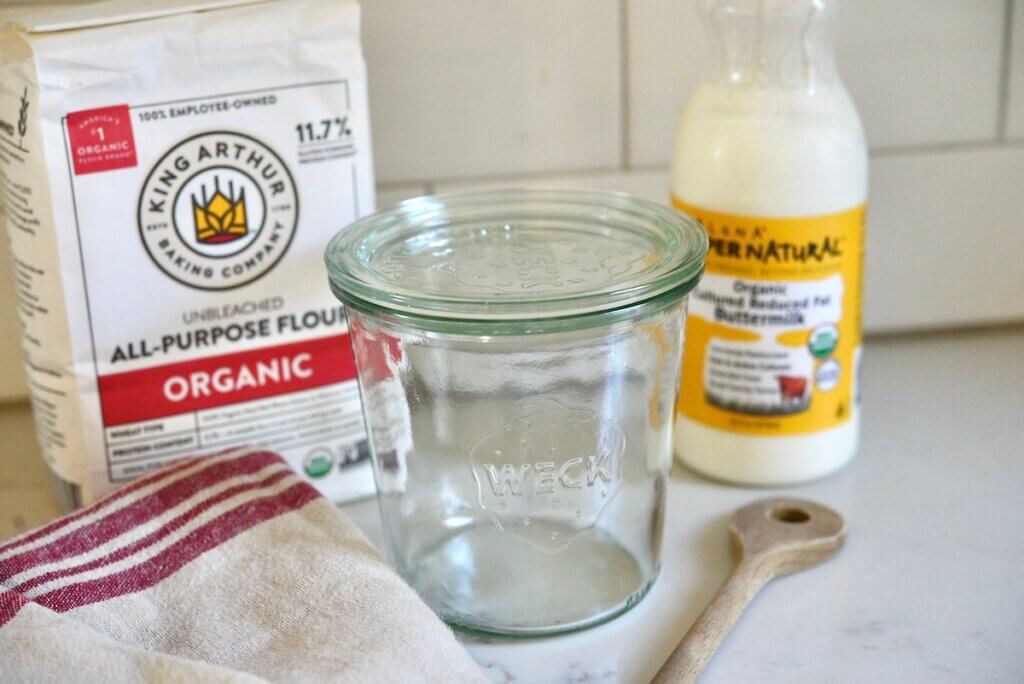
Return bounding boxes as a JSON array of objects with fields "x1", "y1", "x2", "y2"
[{"x1": 0, "y1": 0, "x2": 376, "y2": 507}]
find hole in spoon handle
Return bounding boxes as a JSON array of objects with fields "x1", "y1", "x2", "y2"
[{"x1": 771, "y1": 507, "x2": 811, "y2": 524}]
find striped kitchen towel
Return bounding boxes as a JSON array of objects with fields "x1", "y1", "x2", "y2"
[{"x1": 0, "y1": 447, "x2": 486, "y2": 683}]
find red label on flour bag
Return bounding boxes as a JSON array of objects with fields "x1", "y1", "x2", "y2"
[
  {"x1": 66, "y1": 104, "x2": 137, "y2": 175},
  {"x1": 97, "y1": 334, "x2": 355, "y2": 425}
]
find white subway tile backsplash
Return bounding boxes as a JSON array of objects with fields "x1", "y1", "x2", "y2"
[
  {"x1": 623, "y1": 0, "x2": 704, "y2": 169},
  {"x1": 363, "y1": 0, "x2": 622, "y2": 184},
  {"x1": 626, "y1": 0, "x2": 1006, "y2": 167},
  {"x1": 1007, "y1": 0, "x2": 1024, "y2": 139},
  {"x1": 865, "y1": 145, "x2": 1024, "y2": 331},
  {"x1": 840, "y1": 0, "x2": 1004, "y2": 150}
]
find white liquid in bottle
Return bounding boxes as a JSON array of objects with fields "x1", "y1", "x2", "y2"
[{"x1": 672, "y1": 0, "x2": 867, "y2": 485}]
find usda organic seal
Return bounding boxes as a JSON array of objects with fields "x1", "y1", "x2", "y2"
[
  {"x1": 303, "y1": 447, "x2": 335, "y2": 479},
  {"x1": 138, "y1": 131, "x2": 299, "y2": 291},
  {"x1": 808, "y1": 323, "x2": 839, "y2": 359}
]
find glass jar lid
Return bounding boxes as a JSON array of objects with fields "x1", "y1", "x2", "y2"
[{"x1": 325, "y1": 189, "x2": 707, "y2": 322}]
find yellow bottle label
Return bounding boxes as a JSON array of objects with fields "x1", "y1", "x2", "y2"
[{"x1": 672, "y1": 196, "x2": 864, "y2": 436}]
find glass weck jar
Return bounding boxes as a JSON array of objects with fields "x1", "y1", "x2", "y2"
[{"x1": 325, "y1": 190, "x2": 707, "y2": 636}]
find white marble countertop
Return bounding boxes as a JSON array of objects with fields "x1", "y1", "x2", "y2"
[{"x1": 2, "y1": 326, "x2": 1022, "y2": 682}]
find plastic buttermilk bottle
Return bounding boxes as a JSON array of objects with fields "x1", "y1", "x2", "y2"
[{"x1": 672, "y1": 0, "x2": 867, "y2": 485}]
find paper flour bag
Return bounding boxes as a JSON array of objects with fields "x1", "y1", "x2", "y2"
[{"x1": 0, "y1": 0, "x2": 377, "y2": 508}]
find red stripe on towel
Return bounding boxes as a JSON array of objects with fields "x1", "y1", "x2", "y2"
[
  {"x1": 0, "y1": 450, "x2": 281, "y2": 579},
  {"x1": 0, "y1": 589, "x2": 28, "y2": 627},
  {"x1": 0, "y1": 456, "x2": 204, "y2": 557},
  {"x1": 34, "y1": 481, "x2": 319, "y2": 612},
  {"x1": 13, "y1": 469, "x2": 294, "y2": 594}
]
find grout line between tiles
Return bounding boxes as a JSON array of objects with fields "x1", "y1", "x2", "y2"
[
  {"x1": 865, "y1": 138, "x2": 1024, "y2": 158},
  {"x1": 376, "y1": 182, "x2": 430, "y2": 192},
  {"x1": 862, "y1": 320, "x2": 1024, "y2": 344},
  {"x1": 996, "y1": 0, "x2": 1015, "y2": 141},
  {"x1": 618, "y1": 0, "x2": 631, "y2": 171}
]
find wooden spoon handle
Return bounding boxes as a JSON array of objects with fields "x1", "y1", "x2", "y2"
[{"x1": 651, "y1": 560, "x2": 771, "y2": 684}]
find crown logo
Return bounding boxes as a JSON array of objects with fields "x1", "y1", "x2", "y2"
[{"x1": 192, "y1": 176, "x2": 247, "y2": 244}]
